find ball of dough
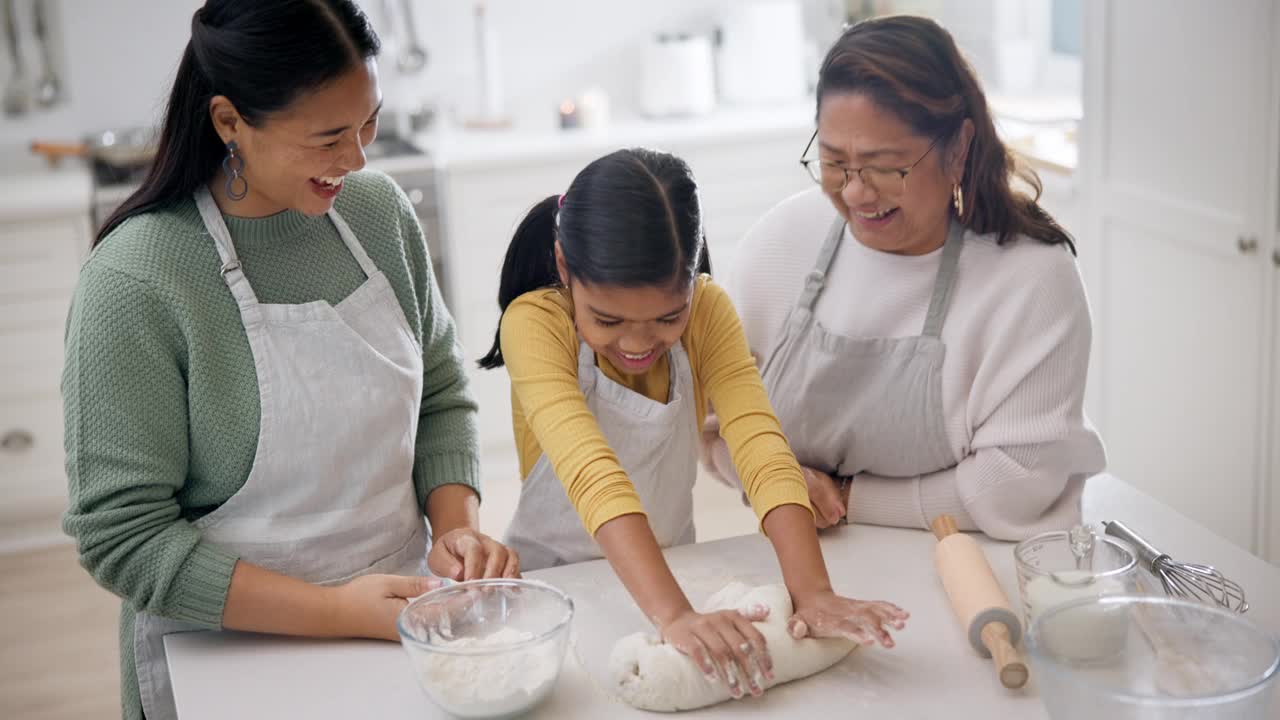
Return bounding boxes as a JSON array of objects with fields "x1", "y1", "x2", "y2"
[{"x1": 608, "y1": 583, "x2": 857, "y2": 711}]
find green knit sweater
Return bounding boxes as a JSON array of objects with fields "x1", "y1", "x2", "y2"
[{"x1": 61, "y1": 170, "x2": 479, "y2": 720}]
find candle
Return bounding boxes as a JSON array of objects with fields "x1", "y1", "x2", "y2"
[{"x1": 558, "y1": 100, "x2": 580, "y2": 130}]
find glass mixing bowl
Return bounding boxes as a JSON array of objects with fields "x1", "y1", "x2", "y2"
[
  {"x1": 397, "y1": 579, "x2": 574, "y2": 719},
  {"x1": 1027, "y1": 595, "x2": 1279, "y2": 720}
]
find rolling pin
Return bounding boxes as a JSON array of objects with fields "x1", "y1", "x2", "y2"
[{"x1": 931, "y1": 514, "x2": 1029, "y2": 689}]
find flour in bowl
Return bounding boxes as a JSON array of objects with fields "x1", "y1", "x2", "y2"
[{"x1": 408, "y1": 627, "x2": 563, "y2": 718}]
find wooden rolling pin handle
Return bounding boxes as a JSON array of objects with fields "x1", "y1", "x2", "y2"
[
  {"x1": 980, "y1": 621, "x2": 1029, "y2": 689},
  {"x1": 931, "y1": 514, "x2": 960, "y2": 540}
]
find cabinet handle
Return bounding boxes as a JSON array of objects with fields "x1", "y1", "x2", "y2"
[
  {"x1": 1237, "y1": 235, "x2": 1259, "y2": 254},
  {"x1": 1, "y1": 429, "x2": 34, "y2": 453},
  {"x1": 1273, "y1": 248, "x2": 1280, "y2": 268}
]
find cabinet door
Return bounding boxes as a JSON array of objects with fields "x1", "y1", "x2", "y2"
[
  {"x1": 1083, "y1": 0, "x2": 1274, "y2": 552},
  {"x1": 0, "y1": 216, "x2": 88, "y2": 298},
  {"x1": 1270, "y1": 240, "x2": 1280, "y2": 563},
  {"x1": 439, "y1": 161, "x2": 582, "y2": 455}
]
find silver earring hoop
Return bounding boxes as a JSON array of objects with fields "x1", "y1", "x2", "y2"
[{"x1": 223, "y1": 141, "x2": 248, "y2": 201}]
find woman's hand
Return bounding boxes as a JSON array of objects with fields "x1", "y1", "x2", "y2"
[
  {"x1": 660, "y1": 606, "x2": 775, "y2": 699},
  {"x1": 328, "y1": 574, "x2": 444, "y2": 641},
  {"x1": 788, "y1": 589, "x2": 908, "y2": 648},
  {"x1": 802, "y1": 466, "x2": 846, "y2": 528},
  {"x1": 428, "y1": 528, "x2": 520, "y2": 581}
]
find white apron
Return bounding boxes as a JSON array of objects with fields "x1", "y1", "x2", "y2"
[
  {"x1": 504, "y1": 340, "x2": 699, "y2": 570},
  {"x1": 133, "y1": 187, "x2": 429, "y2": 719},
  {"x1": 760, "y1": 218, "x2": 966, "y2": 481}
]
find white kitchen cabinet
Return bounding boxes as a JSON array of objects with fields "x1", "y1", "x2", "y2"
[
  {"x1": 0, "y1": 211, "x2": 91, "y2": 551},
  {"x1": 1081, "y1": 0, "x2": 1279, "y2": 556},
  {"x1": 1271, "y1": 255, "x2": 1280, "y2": 562},
  {"x1": 436, "y1": 129, "x2": 812, "y2": 456}
]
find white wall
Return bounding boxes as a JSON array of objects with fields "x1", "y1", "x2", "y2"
[
  {"x1": 0, "y1": 0, "x2": 202, "y2": 145},
  {"x1": 0, "y1": 0, "x2": 844, "y2": 146}
]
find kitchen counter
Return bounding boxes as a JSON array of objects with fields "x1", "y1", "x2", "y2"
[
  {"x1": 413, "y1": 100, "x2": 1075, "y2": 176},
  {"x1": 0, "y1": 145, "x2": 93, "y2": 221},
  {"x1": 0, "y1": 101, "x2": 1072, "y2": 225},
  {"x1": 165, "y1": 474, "x2": 1278, "y2": 719}
]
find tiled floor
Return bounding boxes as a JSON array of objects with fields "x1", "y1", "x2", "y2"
[{"x1": 0, "y1": 456, "x2": 757, "y2": 719}]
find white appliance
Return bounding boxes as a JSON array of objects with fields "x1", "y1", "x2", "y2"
[
  {"x1": 716, "y1": 0, "x2": 809, "y2": 106},
  {"x1": 639, "y1": 33, "x2": 717, "y2": 118}
]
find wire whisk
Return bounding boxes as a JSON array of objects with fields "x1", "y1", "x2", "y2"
[{"x1": 1103, "y1": 520, "x2": 1249, "y2": 614}]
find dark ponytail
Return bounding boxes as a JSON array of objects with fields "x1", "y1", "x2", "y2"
[
  {"x1": 478, "y1": 148, "x2": 710, "y2": 370},
  {"x1": 94, "y1": 0, "x2": 380, "y2": 245}
]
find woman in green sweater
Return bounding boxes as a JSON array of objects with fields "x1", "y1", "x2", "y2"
[{"x1": 62, "y1": 2, "x2": 516, "y2": 717}]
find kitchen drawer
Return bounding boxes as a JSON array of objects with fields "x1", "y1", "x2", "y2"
[
  {"x1": 454, "y1": 300, "x2": 501, "y2": 361},
  {"x1": 464, "y1": 365, "x2": 514, "y2": 454},
  {"x1": 0, "y1": 295, "x2": 72, "y2": 396},
  {"x1": 0, "y1": 392, "x2": 67, "y2": 500},
  {"x1": 0, "y1": 216, "x2": 89, "y2": 298}
]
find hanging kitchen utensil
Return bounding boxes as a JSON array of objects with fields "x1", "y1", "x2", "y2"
[
  {"x1": 32, "y1": 0, "x2": 58, "y2": 107},
  {"x1": 3, "y1": 0, "x2": 31, "y2": 116},
  {"x1": 396, "y1": 0, "x2": 427, "y2": 74},
  {"x1": 1102, "y1": 520, "x2": 1248, "y2": 613}
]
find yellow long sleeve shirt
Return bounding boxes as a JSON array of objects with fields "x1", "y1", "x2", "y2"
[{"x1": 499, "y1": 275, "x2": 811, "y2": 535}]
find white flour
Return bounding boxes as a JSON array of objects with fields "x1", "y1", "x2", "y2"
[{"x1": 409, "y1": 627, "x2": 562, "y2": 718}]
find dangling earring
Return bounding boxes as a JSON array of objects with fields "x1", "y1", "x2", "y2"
[
  {"x1": 222, "y1": 141, "x2": 248, "y2": 201},
  {"x1": 952, "y1": 182, "x2": 965, "y2": 219}
]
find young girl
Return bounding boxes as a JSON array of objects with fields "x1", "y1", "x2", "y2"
[{"x1": 479, "y1": 148, "x2": 908, "y2": 698}]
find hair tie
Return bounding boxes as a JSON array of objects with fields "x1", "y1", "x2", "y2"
[{"x1": 558, "y1": 194, "x2": 566, "y2": 209}]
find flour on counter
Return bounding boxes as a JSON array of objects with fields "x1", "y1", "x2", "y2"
[{"x1": 409, "y1": 627, "x2": 561, "y2": 718}]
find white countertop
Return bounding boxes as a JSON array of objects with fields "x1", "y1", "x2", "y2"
[
  {"x1": 165, "y1": 474, "x2": 1278, "y2": 719},
  {"x1": 0, "y1": 100, "x2": 1075, "y2": 225},
  {"x1": 412, "y1": 102, "x2": 817, "y2": 172},
  {"x1": 413, "y1": 101, "x2": 1076, "y2": 176},
  {"x1": 0, "y1": 145, "x2": 93, "y2": 221}
]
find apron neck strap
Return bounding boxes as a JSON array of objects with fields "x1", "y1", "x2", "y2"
[
  {"x1": 797, "y1": 217, "x2": 847, "y2": 311},
  {"x1": 920, "y1": 220, "x2": 966, "y2": 338},
  {"x1": 195, "y1": 187, "x2": 380, "y2": 306},
  {"x1": 195, "y1": 185, "x2": 259, "y2": 306},
  {"x1": 326, "y1": 207, "x2": 379, "y2": 278}
]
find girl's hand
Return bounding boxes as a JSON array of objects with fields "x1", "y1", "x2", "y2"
[
  {"x1": 660, "y1": 606, "x2": 775, "y2": 699},
  {"x1": 788, "y1": 589, "x2": 909, "y2": 648}
]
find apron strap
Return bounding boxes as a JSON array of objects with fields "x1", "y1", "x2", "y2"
[
  {"x1": 195, "y1": 186, "x2": 260, "y2": 307},
  {"x1": 920, "y1": 220, "x2": 966, "y2": 338},
  {"x1": 798, "y1": 217, "x2": 847, "y2": 311},
  {"x1": 327, "y1": 208, "x2": 380, "y2": 279},
  {"x1": 576, "y1": 338, "x2": 597, "y2": 391}
]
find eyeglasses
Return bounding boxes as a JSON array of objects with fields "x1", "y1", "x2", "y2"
[{"x1": 799, "y1": 130, "x2": 941, "y2": 196}]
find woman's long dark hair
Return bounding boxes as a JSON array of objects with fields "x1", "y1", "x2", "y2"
[
  {"x1": 94, "y1": 0, "x2": 380, "y2": 245},
  {"x1": 817, "y1": 15, "x2": 1075, "y2": 253},
  {"x1": 478, "y1": 148, "x2": 712, "y2": 370}
]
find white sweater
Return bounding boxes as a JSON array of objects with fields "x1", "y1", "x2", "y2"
[{"x1": 704, "y1": 188, "x2": 1106, "y2": 541}]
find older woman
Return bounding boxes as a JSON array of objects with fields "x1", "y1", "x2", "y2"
[{"x1": 703, "y1": 15, "x2": 1105, "y2": 541}]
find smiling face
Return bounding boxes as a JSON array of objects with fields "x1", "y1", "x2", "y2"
[
  {"x1": 556, "y1": 242, "x2": 693, "y2": 375},
  {"x1": 816, "y1": 92, "x2": 971, "y2": 256},
  {"x1": 208, "y1": 58, "x2": 382, "y2": 217}
]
